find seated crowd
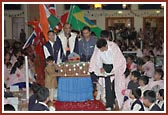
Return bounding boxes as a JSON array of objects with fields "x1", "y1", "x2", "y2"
[{"x1": 4, "y1": 24, "x2": 164, "y2": 111}]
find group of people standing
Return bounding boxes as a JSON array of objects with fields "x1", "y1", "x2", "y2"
[
  {"x1": 43, "y1": 23, "x2": 97, "y2": 64},
  {"x1": 42, "y1": 23, "x2": 126, "y2": 111}
]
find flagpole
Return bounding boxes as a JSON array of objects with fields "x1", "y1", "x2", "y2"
[
  {"x1": 66, "y1": 5, "x2": 73, "y2": 23},
  {"x1": 22, "y1": 31, "x2": 34, "y2": 49},
  {"x1": 74, "y1": 6, "x2": 81, "y2": 32},
  {"x1": 25, "y1": 56, "x2": 29, "y2": 100},
  {"x1": 68, "y1": 5, "x2": 81, "y2": 33}
]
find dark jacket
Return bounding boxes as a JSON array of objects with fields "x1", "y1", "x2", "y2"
[
  {"x1": 28, "y1": 94, "x2": 37, "y2": 111},
  {"x1": 30, "y1": 102, "x2": 49, "y2": 111},
  {"x1": 150, "y1": 104, "x2": 161, "y2": 111}
]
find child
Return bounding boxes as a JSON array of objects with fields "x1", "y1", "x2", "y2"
[
  {"x1": 126, "y1": 55, "x2": 137, "y2": 72},
  {"x1": 156, "y1": 89, "x2": 164, "y2": 111},
  {"x1": 31, "y1": 87, "x2": 50, "y2": 111},
  {"x1": 45, "y1": 56, "x2": 58, "y2": 101},
  {"x1": 4, "y1": 62, "x2": 12, "y2": 85},
  {"x1": 4, "y1": 104, "x2": 15, "y2": 111},
  {"x1": 11, "y1": 49, "x2": 22, "y2": 66},
  {"x1": 6, "y1": 62, "x2": 12, "y2": 71},
  {"x1": 142, "y1": 56, "x2": 155, "y2": 78},
  {"x1": 143, "y1": 90, "x2": 161, "y2": 111},
  {"x1": 7, "y1": 61, "x2": 24, "y2": 87},
  {"x1": 138, "y1": 75, "x2": 150, "y2": 96},
  {"x1": 28, "y1": 83, "x2": 41, "y2": 111},
  {"x1": 127, "y1": 71, "x2": 140, "y2": 90},
  {"x1": 4, "y1": 87, "x2": 13, "y2": 98},
  {"x1": 121, "y1": 71, "x2": 140, "y2": 111},
  {"x1": 148, "y1": 69, "x2": 164, "y2": 93},
  {"x1": 129, "y1": 88, "x2": 144, "y2": 111},
  {"x1": 137, "y1": 58, "x2": 144, "y2": 75}
]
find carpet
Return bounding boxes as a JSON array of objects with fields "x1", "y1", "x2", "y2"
[{"x1": 54, "y1": 100, "x2": 106, "y2": 111}]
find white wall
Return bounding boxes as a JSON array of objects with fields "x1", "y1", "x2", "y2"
[
  {"x1": 4, "y1": 4, "x2": 164, "y2": 40},
  {"x1": 4, "y1": 10, "x2": 27, "y2": 40}
]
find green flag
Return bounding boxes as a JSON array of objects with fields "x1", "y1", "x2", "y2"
[
  {"x1": 67, "y1": 5, "x2": 102, "y2": 38},
  {"x1": 43, "y1": 4, "x2": 60, "y2": 30}
]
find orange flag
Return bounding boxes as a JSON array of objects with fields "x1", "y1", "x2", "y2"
[{"x1": 39, "y1": 4, "x2": 49, "y2": 41}]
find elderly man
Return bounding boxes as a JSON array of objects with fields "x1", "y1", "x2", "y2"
[{"x1": 57, "y1": 23, "x2": 79, "y2": 61}]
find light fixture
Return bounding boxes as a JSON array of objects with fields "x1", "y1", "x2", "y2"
[
  {"x1": 118, "y1": 11, "x2": 123, "y2": 14},
  {"x1": 128, "y1": 23, "x2": 131, "y2": 27},
  {"x1": 94, "y1": 4, "x2": 102, "y2": 9},
  {"x1": 122, "y1": 4, "x2": 127, "y2": 9},
  {"x1": 156, "y1": 10, "x2": 160, "y2": 14},
  {"x1": 161, "y1": 4, "x2": 164, "y2": 8}
]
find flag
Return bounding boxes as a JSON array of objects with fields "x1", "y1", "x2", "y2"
[
  {"x1": 27, "y1": 20, "x2": 42, "y2": 37},
  {"x1": 47, "y1": 4, "x2": 57, "y2": 16},
  {"x1": 25, "y1": 20, "x2": 46, "y2": 86},
  {"x1": 60, "y1": 12, "x2": 69, "y2": 25},
  {"x1": 47, "y1": 4, "x2": 62, "y2": 31},
  {"x1": 39, "y1": 4, "x2": 62, "y2": 39},
  {"x1": 44, "y1": 4, "x2": 60, "y2": 30},
  {"x1": 22, "y1": 31, "x2": 36, "y2": 49},
  {"x1": 67, "y1": 5, "x2": 102, "y2": 37},
  {"x1": 39, "y1": 4, "x2": 49, "y2": 41}
]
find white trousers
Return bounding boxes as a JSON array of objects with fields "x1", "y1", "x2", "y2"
[
  {"x1": 96, "y1": 83, "x2": 106, "y2": 105},
  {"x1": 49, "y1": 88, "x2": 58, "y2": 101}
]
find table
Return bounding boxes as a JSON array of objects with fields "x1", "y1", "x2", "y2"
[{"x1": 57, "y1": 77, "x2": 93, "y2": 102}]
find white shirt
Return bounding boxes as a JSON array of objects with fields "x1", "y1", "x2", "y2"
[
  {"x1": 142, "y1": 61, "x2": 155, "y2": 78},
  {"x1": 130, "y1": 62, "x2": 137, "y2": 72},
  {"x1": 96, "y1": 46, "x2": 113, "y2": 69},
  {"x1": 38, "y1": 101, "x2": 49, "y2": 111},
  {"x1": 156, "y1": 100, "x2": 164, "y2": 109},
  {"x1": 138, "y1": 85, "x2": 149, "y2": 97},
  {"x1": 136, "y1": 49, "x2": 143, "y2": 58},
  {"x1": 95, "y1": 44, "x2": 115, "y2": 87},
  {"x1": 130, "y1": 99, "x2": 142, "y2": 111},
  {"x1": 43, "y1": 40, "x2": 62, "y2": 64},
  {"x1": 58, "y1": 32, "x2": 77, "y2": 55}
]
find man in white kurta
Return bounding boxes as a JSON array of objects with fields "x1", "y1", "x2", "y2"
[
  {"x1": 57, "y1": 23, "x2": 79, "y2": 61},
  {"x1": 90, "y1": 38, "x2": 126, "y2": 110}
]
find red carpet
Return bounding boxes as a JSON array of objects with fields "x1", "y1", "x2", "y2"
[{"x1": 54, "y1": 100, "x2": 106, "y2": 111}]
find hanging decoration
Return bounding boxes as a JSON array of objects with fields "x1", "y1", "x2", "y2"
[
  {"x1": 4, "y1": 11, "x2": 24, "y2": 17},
  {"x1": 84, "y1": 10, "x2": 163, "y2": 18}
]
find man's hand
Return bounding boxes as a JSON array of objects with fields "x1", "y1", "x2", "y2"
[{"x1": 100, "y1": 68, "x2": 105, "y2": 73}]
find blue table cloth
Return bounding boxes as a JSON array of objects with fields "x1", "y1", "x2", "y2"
[{"x1": 57, "y1": 77, "x2": 93, "y2": 102}]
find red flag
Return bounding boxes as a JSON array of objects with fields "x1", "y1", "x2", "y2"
[
  {"x1": 47, "y1": 4, "x2": 63, "y2": 31},
  {"x1": 60, "y1": 12, "x2": 69, "y2": 25},
  {"x1": 46, "y1": 4, "x2": 57, "y2": 16},
  {"x1": 27, "y1": 20, "x2": 46, "y2": 86}
]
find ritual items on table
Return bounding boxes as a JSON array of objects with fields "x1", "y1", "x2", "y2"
[{"x1": 56, "y1": 62, "x2": 90, "y2": 77}]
